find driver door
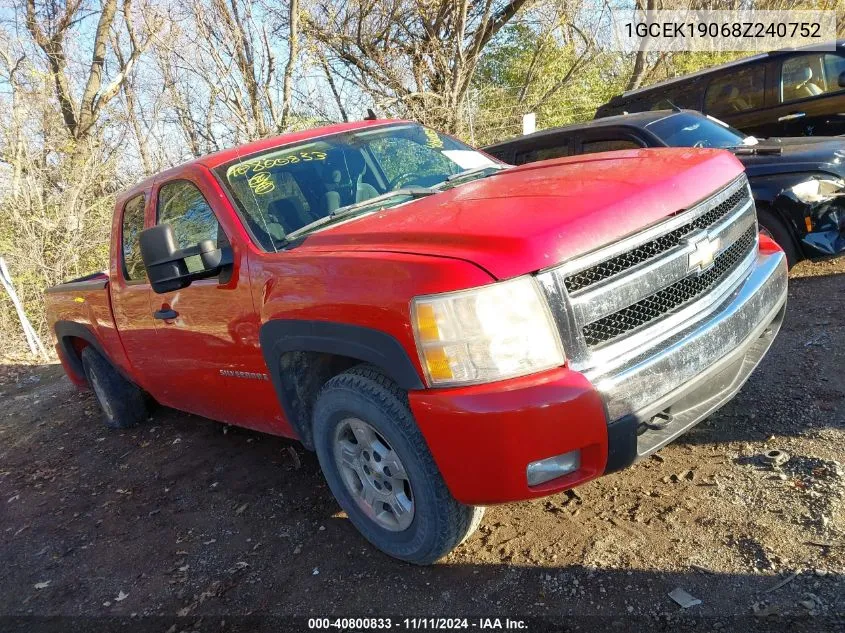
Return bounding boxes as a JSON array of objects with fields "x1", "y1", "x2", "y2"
[{"x1": 141, "y1": 167, "x2": 286, "y2": 434}]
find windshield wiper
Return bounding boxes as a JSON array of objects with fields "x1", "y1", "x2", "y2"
[
  {"x1": 728, "y1": 146, "x2": 782, "y2": 156},
  {"x1": 284, "y1": 187, "x2": 436, "y2": 240},
  {"x1": 440, "y1": 164, "x2": 509, "y2": 187},
  {"x1": 329, "y1": 186, "x2": 436, "y2": 217}
]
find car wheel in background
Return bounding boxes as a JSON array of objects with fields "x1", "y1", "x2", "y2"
[{"x1": 757, "y1": 207, "x2": 800, "y2": 269}]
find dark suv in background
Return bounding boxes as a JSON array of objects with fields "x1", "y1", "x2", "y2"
[
  {"x1": 484, "y1": 110, "x2": 845, "y2": 266},
  {"x1": 595, "y1": 41, "x2": 845, "y2": 138}
]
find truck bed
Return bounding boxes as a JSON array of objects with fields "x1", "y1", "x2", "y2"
[
  {"x1": 45, "y1": 271, "x2": 109, "y2": 294},
  {"x1": 44, "y1": 271, "x2": 118, "y2": 387}
]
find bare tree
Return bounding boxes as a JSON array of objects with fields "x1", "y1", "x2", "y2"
[
  {"x1": 154, "y1": 0, "x2": 301, "y2": 152},
  {"x1": 24, "y1": 0, "x2": 156, "y2": 143},
  {"x1": 280, "y1": 0, "x2": 299, "y2": 129},
  {"x1": 317, "y1": 51, "x2": 349, "y2": 122},
  {"x1": 0, "y1": 37, "x2": 27, "y2": 196},
  {"x1": 0, "y1": 40, "x2": 122, "y2": 350},
  {"x1": 305, "y1": 0, "x2": 534, "y2": 133},
  {"x1": 625, "y1": 0, "x2": 657, "y2": 91}
]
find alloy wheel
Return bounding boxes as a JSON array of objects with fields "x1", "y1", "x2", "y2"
[{"x1": 332, "y1": 417, "x2": 414, "y2": 531}]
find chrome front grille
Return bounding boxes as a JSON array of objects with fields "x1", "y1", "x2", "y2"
[
  {"x1": 565, "y1": 187, "x2": 748, "y2": 293},
  {"x1": 536, "y1": 175, "x2": 758, "y2": 373},
  {"x1": 582, "y1": 225, "x2": 757, "y2": 346}
]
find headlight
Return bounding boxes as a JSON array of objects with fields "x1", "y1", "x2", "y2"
[{"x1": 411, "y1": 276, "x2": 565, "y2": 386}]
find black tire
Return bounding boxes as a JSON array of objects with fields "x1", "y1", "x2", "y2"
[
  {"x1": 80, "y1": 347, "x2": 147, "y2": 429},
  {"x1": 312, "y1": 365, "x2": 484, "y2": 564},
  {"x1": 757, "y1": 207, "x2": 800, "y2": 269}
]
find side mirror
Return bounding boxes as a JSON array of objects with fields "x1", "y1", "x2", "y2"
[
  {"x1": 139, "y1": 224, "x2": 233, "y2": 294},
  {"x1": 839, "y1": 71, "x2": 845, "y2": 88}
]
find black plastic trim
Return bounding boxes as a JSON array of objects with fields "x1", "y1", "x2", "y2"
[
  {"x1": 259, "y1": 320, "x2": 424, "y2": 447},
  {"x1": 53, "y1": 321, "x2": 111, "y2": 379},
  {"x1": 260, "y1": 320, "x2": 423, "y2": 389},
  {"x1": 603, "y1": 414, "x2": 639, "y2": 474},
  {"x1": 45, "y1": 276, "x2": 108, "y2": 294},
  {"x1": 53, "y1": 320, "x2": 142, "y2": 390}
]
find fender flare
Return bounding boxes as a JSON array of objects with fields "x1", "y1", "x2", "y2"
[
  {"x1": 259, "y1": 320, "x2": 424, "y2": 447},
  {"x1": 53, "y1": 320, "x2": 138, "y2": 386},
  {"x1": 54, "y1": 320, "x2": 109, "y2": 378}
]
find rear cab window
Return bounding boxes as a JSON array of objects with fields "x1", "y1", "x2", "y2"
[
  {"x1": 580, "y1": 138, "x2": 642, "y2": 154},
  {"x1": 704, "y1": 65, "x2": 766, "y2": 116},
  {"x1": 121, "y1": 195, "x2": 146, "y2": 282},
  {"x1": 514, "y1": 141, "x2": 574, "y2": 165},
  {"x1": 157, "y1": 180, "x2": 227, "y2": 273}
]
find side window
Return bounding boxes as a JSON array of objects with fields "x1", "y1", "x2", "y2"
[
  {"x1": 485, "y1": 149, "x2": 512, "y2": 164},
  {"x1": 618, "y1": 97, "x2": 649, "y2": 114},
  {"x1": 823, "y1": 54, "x2": 845, "y2": 90},
  {"x1": 121, "y1": 195, "x2": 146, "y2": 281},
  {"x1": 580, "y1": 139, "x2": 642, "y2": 154},
  {"x1": 650, "y1": 98, "x2": 675, "y2": 111},
  {"x1": 704, "y1": 66, "x2": 765, "y2": 115},
  {"x1": 514, "y1": 142, "x2": 573, "y2": 164},
  {"x1": 650, "y1": 84, "x2": 702, "y2": 111},
  {"x1": 157, "y1": 180, "x2": 225, "y2": 273},
  {"x1": 781, "y1": 53, "x2": 845, "y2": 102}
]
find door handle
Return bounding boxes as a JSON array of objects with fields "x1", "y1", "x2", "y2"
[
  {"x1": 778, "y1": 111, "x2": 806, "y2": 122},
  {"x1": 153, "y1": 308, "x2": 178, "y2": 320}
]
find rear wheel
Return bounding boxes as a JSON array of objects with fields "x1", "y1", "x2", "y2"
[
  {"x1": 312, "y1": 365, "x2": 484, "y2": 564},
  {"x1": 80, "y1": 347, "x2": 147, "y2": 429},
  {"x1": 757, "y1": 207, "x2": 800, "y2": 269}
]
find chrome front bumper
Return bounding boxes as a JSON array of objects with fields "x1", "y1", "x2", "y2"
[{"x1": 585, "y1": 248, "x2": 788, "y2": 458}]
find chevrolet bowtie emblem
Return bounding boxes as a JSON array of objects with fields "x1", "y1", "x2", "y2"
[{"x1": 687, "y1": 234, "x2": 721, "y2": 272}]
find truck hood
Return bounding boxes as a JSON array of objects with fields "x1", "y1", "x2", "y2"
[
  {"x1": 739, "y1": 137, "x2": 845, "y2": 180},
  {"x1": 296, "y1": 148, "x2": 745, "y2": 280}
]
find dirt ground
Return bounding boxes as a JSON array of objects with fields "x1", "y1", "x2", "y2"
[{"x1": 1, "y1": 258, "x2": 843, "y2": 631}]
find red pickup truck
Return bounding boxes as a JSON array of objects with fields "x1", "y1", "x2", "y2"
[{"x1": 45, "y1": 120, "x2": 788, "y2": 564}]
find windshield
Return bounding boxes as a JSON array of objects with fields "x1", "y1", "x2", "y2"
[
  {"x1": 645, "y1": 113, "x2": 755, "y2": 149},
  {"x1": 216, "y1": 123, "x2": 498, "y2": 249}
]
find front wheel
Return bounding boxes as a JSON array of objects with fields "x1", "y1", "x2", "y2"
[{"x1": 312, "y1": 365, "x2": 484, "y2": 564}]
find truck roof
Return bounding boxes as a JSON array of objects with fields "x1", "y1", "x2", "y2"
[
  {"x1": 612, "y1": 39, "x2": 844, "y2": 102},
  {"x1": 484, "y1": 110, "x2": 680, "y2": 152},
  {"x1": 124, "y1": 119, "x2": 405, "y2": 197}
]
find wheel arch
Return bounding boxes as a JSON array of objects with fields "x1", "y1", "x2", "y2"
[
  {"x1": 54, "y1": 321, "x2": 108, "y2": 382},
  {"x1": 259, "y1": 320, "x2": 425, "y2": 449},
  {"x1": 53, "y1": 321, "x2": 141, "y2": 389}
]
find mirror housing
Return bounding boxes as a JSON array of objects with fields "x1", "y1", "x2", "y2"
[
  {"x1": 839, "y1": 70, "x2": 845, "y2": 88},
  {"x1": 139, "y1": 224, "x2": 233, "y2": 294}
]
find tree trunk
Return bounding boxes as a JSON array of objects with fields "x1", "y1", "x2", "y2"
[
  {"x1": 280, "y1": 0, "x2": 299, "y2": 131},
  {"x1": 318, "y1": 52, "x2": 348, "y2": 122},
  {"x1": 626, "y1": 0, "x2": 657, "y2": 91}
]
